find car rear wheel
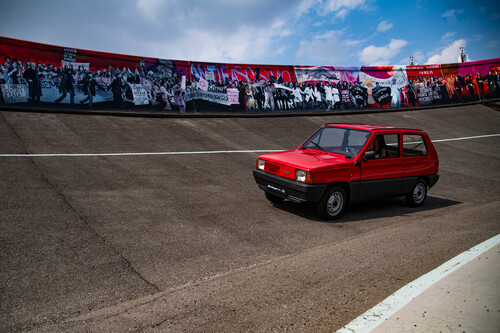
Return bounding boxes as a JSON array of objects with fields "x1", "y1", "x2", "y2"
[
  {"x1": 317, "y1": 185, "x2": 346, "y2": 220},
  {"x1": 406, "y1": 179, "x2": 427, "y2": 207},
  {"x1": 265, "y1": 191, "x2": 285, "y2": 204}
]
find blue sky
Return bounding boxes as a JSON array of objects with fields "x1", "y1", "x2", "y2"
[{"x1": 1, "y1": 0, "x2": 499, "y2": 67}]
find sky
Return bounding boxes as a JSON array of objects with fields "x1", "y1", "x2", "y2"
[{"x1": 1, "y1": 0, "x2": 499, "y2": 67}]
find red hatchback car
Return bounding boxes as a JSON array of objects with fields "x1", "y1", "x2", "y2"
[{"x1": 253, "y1": 124, "x2": 439, "y2": 220}]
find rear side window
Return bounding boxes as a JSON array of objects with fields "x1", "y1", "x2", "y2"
[
  {"x1": 366, "y1": 134, "x2": 400, "y2": 158},
  {"x1": 403, "y1": 134, "x2": 428, "y2": 156}
]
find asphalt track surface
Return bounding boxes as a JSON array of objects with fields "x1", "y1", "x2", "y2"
[{"x1": 1, "y1": 103, "x2": 499, "y2": 332}]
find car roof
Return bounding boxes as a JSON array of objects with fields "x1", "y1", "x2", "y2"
[{"x1": 324, "y1": 123, "x2": 424, "y2": 132}]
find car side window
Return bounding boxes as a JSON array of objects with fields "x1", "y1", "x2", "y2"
[
  {"x1": 403, "y1": 134, "x2": 428, "y2": 156},
  {"x1": 367, "y1": 134, "x2": 399, "y2": 159}
]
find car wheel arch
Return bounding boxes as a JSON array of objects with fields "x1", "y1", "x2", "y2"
[
  {"x1": 316, "y1": 183, "x2": 349, "y2": 220},
  {"x1": 321, "y1": 182, "x2": 351, "y2": 203},
  {"x1": 406, "y1": 177, "x2": 428, "y2": 207}
]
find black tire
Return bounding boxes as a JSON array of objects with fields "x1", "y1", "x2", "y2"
[
  {"x1": 406, "y1": 178, "x2": 428, "y2": 207},
  {"x1": 265, "y1": 191, "x2": 285, "y2": 204},
  {"x1": 317, "y1": 185, "x2": 347, "y2": 220}
]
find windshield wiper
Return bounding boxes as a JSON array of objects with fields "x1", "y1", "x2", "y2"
[{"x1": 311, "y1": 141, "x2": 327, "y2": 154}]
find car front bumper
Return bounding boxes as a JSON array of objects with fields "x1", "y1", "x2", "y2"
[{"x1": 253, "y1": 169, "x2": 328, "y2": 203}]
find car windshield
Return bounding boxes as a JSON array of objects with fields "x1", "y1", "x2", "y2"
[{"x1": 301, "y1": 126, "x2": 371, "y2": 157}]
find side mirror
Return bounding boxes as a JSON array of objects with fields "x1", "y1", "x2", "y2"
[{"x1": 363, "y1": 151, "x2": 375, "y2": 161}]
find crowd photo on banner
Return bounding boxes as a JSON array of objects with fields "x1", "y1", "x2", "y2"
[{"x1": 1, "y1": 37, "x2": 499, "y2": 113}]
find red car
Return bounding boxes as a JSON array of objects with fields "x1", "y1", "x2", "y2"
[{"x1": 253, "y1": 124, "x2": 439, "y2": 220}]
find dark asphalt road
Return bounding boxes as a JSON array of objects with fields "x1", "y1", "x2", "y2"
[{"x1": 1, "y1": 104, "x2": 499, "y2": 332}]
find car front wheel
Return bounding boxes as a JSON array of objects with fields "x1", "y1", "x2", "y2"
[
  {"x1": 406, "y1": 179, "x2": 428, "y2": 207},
  {"x1": 317, "y1": 185, "x2": 346, "y2": 220}
]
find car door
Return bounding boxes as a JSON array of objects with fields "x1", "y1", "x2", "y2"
[
  {"x1": 401, "y1": 133, "x2": 431, "y2": 192},
  {"x1": 358, "y1": 133, "x2": 404, "y2": 199}
]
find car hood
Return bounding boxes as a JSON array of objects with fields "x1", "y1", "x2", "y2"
[{"x1": 260, "y1": 149, "x2": 354, "y2": 171}]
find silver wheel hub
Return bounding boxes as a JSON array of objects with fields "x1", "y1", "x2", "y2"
[
  {"x1": 327, "y1": 192, "x2": 343, "y2": 216},
  {"x1": 413, "y1": 183, "x2": 426, "y2": 203}
]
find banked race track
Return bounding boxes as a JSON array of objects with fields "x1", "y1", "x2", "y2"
[{"x1": 1, "y1": 102, "x2": 500, "y2": 332}]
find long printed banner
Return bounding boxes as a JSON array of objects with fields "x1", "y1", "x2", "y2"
[{"x1": 1, "y1": 36, "x2": 499, "y2": 112}]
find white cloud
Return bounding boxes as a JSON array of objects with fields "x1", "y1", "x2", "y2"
[
  {"x1": 395, "y1": 49, "x2": 426, "y2": 66},
  {"x1": 328, "y1": 0, "x2": 367, "y2": 19},
  {"x1": 295, "y1": 0, "x2": 321, "y2": 17},
  {"x1": 296, "y1": 35, "x2": 353, "y2": 65},
  {"x1": 425, "y1": 39, "x2": 466, "y2": 64},
  {"x1": 359, "y1": 39, "x2": 408, "y2": 66},
  {"x1": 441, "y1": 32, "x2": 457, "y2": 42},
  {"x1": 442, "y1": 9, "x2": 455, "y2": 17},
  {"x1": 323, "y1": 0, "x2": 366, "y2": 12},
  {"x1": 344, "y1": 39, "x2": 364, "y2": 46},
  {"x1": 376, "y1": 20, "x2": 393, "y2": 33},
  {"x1": 487, "y1": 40, "x2": 499, "y2": 48},
  {"x1": 296, "y1": 0, "x2": 367, "y2": 19},
  {"x1": 114, "y1": 0, "x2": 302, "y2": 64},
  {"x1": 272, "y1": 20, "x2": 293, "y2": 37},
  {"x1": 295, "y1": 26, "x2": 368, "y2": 65},
  {"x1": 413, "y1": 50, "x2": 425, "y2": 64},
  {"x1": 314, "y1": 30, "x2": 342, "y2": 40},
  {"x1": 148, "y1": 21, "x2": 291, "y2": 64},
  {"x1": 442, "y1": 9, "x2": 464, "y2": 20},
  {"x1": 313, "y1": 20, "x2": 326, "y2": 26},
  {"x1": 136, "y1": 0, "x2": 164, "y2": 20},
  {"x1": 334, "y1": 8, "x2": 350, "y2": 19}
]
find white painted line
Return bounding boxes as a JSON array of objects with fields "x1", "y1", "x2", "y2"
[
  {"x1": 336, "y1": 234, "x2": 500, "y2": 333},
  {"x1": 0, "y1": 134, "x2": 499, "y2": 158},
  {"x1": 431, "y1": 133, "x2": 500, "y2": 143},
  {"x1": 0, "y1": 150, "x2": 278, "y2": 157}
]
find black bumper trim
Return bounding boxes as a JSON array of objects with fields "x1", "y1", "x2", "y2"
[
  {"x1": 428, "y1": 174, "x2": 439, "y2": 188},
  {"x1": 253, "y1": 169, "x2": 328, "y2": 203}
]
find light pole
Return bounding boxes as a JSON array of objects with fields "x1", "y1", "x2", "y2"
[{"x1": 459, "y1": 47, "x2": 467, "y2": 62}]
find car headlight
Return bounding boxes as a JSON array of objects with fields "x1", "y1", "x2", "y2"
[
  {"x1": 295, "y1": 169, "x2": 312, "y2": 183},
  {"x1": 256, "y1": 158, "x2": 265, "y2": 170}
]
